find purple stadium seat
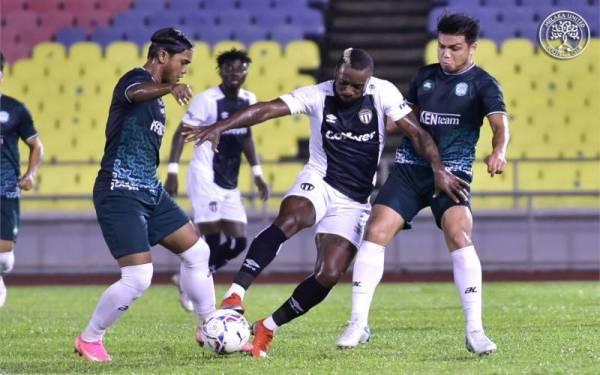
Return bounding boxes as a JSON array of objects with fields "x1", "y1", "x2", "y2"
[
  {"x1": 123, "y1": 27, "x2": 154, "y2": 46},
  {"x1": 90, "y1": 27, "x2": 126, "y2": 47},
  {"x1": 202, "y1": 0, "x2": 238, "y2": 11},
  {"x1": 232, "y1": 26, "x2": 269, "y2": 45},
  {"x1": 238, "y1": 0, "x2": 274, "y2": 10},
  {"x1": 146, "y1": 12, "x2": 184, "y2": 29},
  {"x1": 132, "y1": 0, "x2": 168, "y2": 12},
  {"x1": 292, "y1": 9, "x2": 325, "y2": 35},
  {"x1": 54, "y1": 27, "x2": 89, "y2": 47},
  {"x1": 98, "y1": 0, "x2": 135, "y2": 13},
  {"x1": 112, "y1": 11, "x2": 148, "y2": 29},
  {"x1": 519, "y1": 0, "x2": 554, "y2": 6},
  {"x1": 514, "y1": 23, "x2": 540, "y2": 43},
  {"x1": 447, "y1": 0, "x2": 481, "y2": 6},
  {"x1": 269, "y1": 25, "x2": 304, "y2": 44},
  {"x1": 169, "y1": 0, "x2": 202, "y2": 12},
  {"x1": 497, "y1": 8, "x2": 536, "y2": 25},
  {"x1": 480, "y1": 24, "x2": 516, "y2": 42},
  {"x1": 215, "y1": 10, "x2": 253, "y2": 27},
  {"x1": 197, "y1": 27, "x2": 235, "y2": 44},
  {"x1": 254, "y1": 11, "x2": 289, "y2": 27},
  {"x1": 556, "y1": 0, "x2": 597, "y2": 7},
  {"x1": 180, "y1": 13, "x2": 212, "y2": 29}
]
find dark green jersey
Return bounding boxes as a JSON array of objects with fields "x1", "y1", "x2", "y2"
[
  {"x1": 0, "y1": 94, "x2": 38, "y2": 198},
  {"x1": 95, "y1": 68, "x2": 166, "y2": 196},
  {"x1": 395, "y1": 64, "x2": 506, "y2": 175}
]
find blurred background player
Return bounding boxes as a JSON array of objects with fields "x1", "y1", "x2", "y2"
[
  {"x1": 337, "y1": 14, "x2": 509, "y2": 356},
  {"x1": 186, "y1": 48, "x2": 468, "y2": 358},
  {"x1": 0, "y1": 51, "x2": 44, "y2": 309},
  {"x1": 165, "y1": 49, "x2": 269, "y2": 312},
  {"x1": 74, "y1": 28, "x2": 216, "y2": 362}
]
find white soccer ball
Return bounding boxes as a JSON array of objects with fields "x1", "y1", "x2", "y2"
[{"x1": 200, "y1": 309, "x2": 251, "y2": 354}]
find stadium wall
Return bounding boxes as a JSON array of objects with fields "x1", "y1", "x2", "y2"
[{"x1": 11, "y1": 209, "x2": 599, "y2": 276}]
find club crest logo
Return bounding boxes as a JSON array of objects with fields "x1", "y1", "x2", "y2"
[
  {"x1": 358, "y1": 108, "x2": 372, "y2": 125},
  {"x1": 539, "y1": 10, "x2": 590, "y2": 59},
  {"x1": 422, "y1": 80, "x2": 434, "y2": 91},
  {"x1": 300, "y1": 183, "x2": 314, "y2": 191},
  {"x1": 455, "y1": 82, "x2": 468, "y2": 96},
  {"x1": 209, "y1": 201, "x2": 218, "y2": 212},
  {"x1": 0, "y1": 111, "x2": 9, "y2": 123},
  {"x1": 220, "y1": 111, "x2": 229, "y2": 119}
]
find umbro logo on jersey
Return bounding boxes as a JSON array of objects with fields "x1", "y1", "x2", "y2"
[
  {"x1": 325, "y1": 114, "x2": 337, "y2": 124},
  {"x1": 422, "y1": 80, "x2": 434, "y2": 91},
  {"x1": 358, "y1": 108, "x2": 373, "y2": 124},
  {"x1": 300, "y1": 183, "x2": 314, "y2": 191}
]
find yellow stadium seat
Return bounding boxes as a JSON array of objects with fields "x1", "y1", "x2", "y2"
[
  {"x1": 424, "y1": 39, "x2": 437, "y2": 65},
  {"x1": 500, "y1": 38, "x2": 536, "y2": 62},
  {"x1": 32, "y1": 42, "x2": 66, "y2": 63},
  {"x1": 474, "y1": 38, "x2": 498, "y2": 68},
  {"x1": 69, "y1": 42, "x2": 103, "y2": 64},
  {"x1": 285, "y1": 40, "x2": 320, "y2": 70},
  {"x1": 11, "y1": 59, "x2": 46, "y2": 80},
  {"x1": 212, "y1": 41, "x2": 246, "y2": 59},
  {"x1": 249, "y1": 41, "x2": 283, "y2": 65},
  {"x1": 105, "y1": 42, "x2": 140, "y2": 63}
]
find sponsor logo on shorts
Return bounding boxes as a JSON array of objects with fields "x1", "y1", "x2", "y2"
[
  {"x1": 300, "y1": 183, "x2": 314, "y2": 191},
  {"x1": 420, "y1": 110, "x2": 461, "y2": 126},
  {"x1": 358, "y1": 108, "x2": 373, "y2": 124},
  {"x1": 539, "y1": 10, "x2": 590, "y2": 59}
]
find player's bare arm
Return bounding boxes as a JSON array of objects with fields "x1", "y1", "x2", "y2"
[
  {"x1": 18, "y1": 136, "x2": 43, "y2": 191},
  {"x1": 393, "y1": 112, "x2": 469, "y2": 203},
  {"x1": 241, "y1": 134, "x2": 269, "y2": 201},
  {"x1": 165, "y1": 122, "x2": 187, "y2": 196},
  {"x1": 484, "y1": 113, "x2": 509, "y2": 177},
  {"x1": 126, "y1": 82, "x2": 193, "y2": 105},
  {"x1": 183, "y1": 98, "x2": 291, "y2": 152}
]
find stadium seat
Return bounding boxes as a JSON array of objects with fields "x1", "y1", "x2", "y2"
[
  {"x1": 54, "y1": 27, "x2": 88, "y2": 48},
  {"x1": 269, "y1": 26, "x2": 304, "y2": 45},
  {"x1": 75, "y1": 11, "x2": 113, "y2": 32},
  {"x1": 28, "y1": 0, "x2": 63, "y2": 12},
  {"x1": 249, "y1": 41, "x2": 283, "y2": 65},
  {"x1": 31, "y1": 42, "x2": 67, "y2": 63},
  {"x1": 38, "y1": 11, "x2": 76, "y2": 32},
  {"x1": 2, "y1": 0, "x2": 27, "y2": 13},
  {"x1": 212, "y1": 41, "x2": 246, "y2": 58},
  {"x1": 285, "y1": 40, "x2": 320, "y2": 69},
  {"x1": 238, "y1": 0, "x2": 275, "y2": 10}
]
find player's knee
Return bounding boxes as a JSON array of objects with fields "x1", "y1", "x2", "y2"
[
  {"x1": 120, "y1": 263, "x2": 153, "y2": 296},
  {"x1": 364, "y1": 223, "x2": 392, "y2": 244},
  {"x1": 225, "y1": 236, "x2": 247, "y2": 260},
  {"x1": 315, "y1": 265, "x2": 345, "y2": 288},
  {"x1": 180, "y1": 239, "x2": 210, "y2": 269},
  {"x1": 446, "y1": 229, "x2": 472, "y2": 250},
  {"x1": 0, "y1": 251, "x2": 15, "y2": 274}
]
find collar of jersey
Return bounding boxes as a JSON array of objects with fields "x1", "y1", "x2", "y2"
[{"x1": 440, "y1": 63, "x2": 476, "y2": 76}]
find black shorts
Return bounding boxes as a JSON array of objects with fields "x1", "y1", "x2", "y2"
[
  {"x1": 0, "y1": 197, "x2": 20, "y2": 242},
  {"x1": 93, "y1": 187, "x2": 190, "y2": 259},
  {"x1": 374, "y1": 164, "x2": 472, "y2": 229}
]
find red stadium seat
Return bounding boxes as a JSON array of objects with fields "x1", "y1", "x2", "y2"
[
  {"x1": 62, "y1": 0, "x2": 100, "y2": 12},
  {"x1": 1, "y1": 0, "x2": 27, "y2": 13},
  {"x1": 97, "y1": 0, "x2": 135, "y2": 13},
  {"x1": 39, "y1": 11, "x2": 76, "y2": 32},
  {"x1": 27, "y1": 0, "x2": 63, "y2": 12},
  {"x1": 74, "y1": 11, "x2": 113, "y2": 32}
]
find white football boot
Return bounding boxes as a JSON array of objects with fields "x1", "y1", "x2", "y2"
[
  {"x1": 336, "y1": 321, "x2": 371, "y2": 348},
  {"x1": 0, "y1": 279, "x2": 6, "y2": 308},
  {"x1": 466, "y1": 330, "x2": 497, "y2": 355}
]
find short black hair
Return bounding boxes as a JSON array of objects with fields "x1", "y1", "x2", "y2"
[
  {"x1": 437, "y1": 13, "x2": 480, "y2": 45},
  {"x1": 147, "y1": 27, "x2": 193, "y2": 59},
  {"x1": 335, "y1": 48, "x2": 374, "y2": 72},
  {"x1": 216, "y1": 48, "x2": 252, "y2": 69},
  {"x1": 0, "y1": 52, "x2": 4, "y2": 73}
]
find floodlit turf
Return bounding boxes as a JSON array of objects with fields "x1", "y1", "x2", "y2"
[{"x1": 0, "y1": 282, "x2": 598, "y2": 374}]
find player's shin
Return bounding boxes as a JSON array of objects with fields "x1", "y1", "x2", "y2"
[
  {"x1": 350, "y1": 241, "x2": 385, "y2": 325},
  {"x1": 451, "y1": 246, "x2": 483, "y2": 333},
  {"x1": 270, "y1": 274, "x2": 331, "y2": 327},
  {"x1": 81, "y1": 263, "x2": 153, "y2": 341},
  {"x1": 230, "y1": 225, "x2": 287, "y2": 292},
  {"x1": 179, "y1": 239, "x2": 216, "y2": 321}
]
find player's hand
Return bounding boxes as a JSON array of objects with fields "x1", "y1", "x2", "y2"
[
  {"x1": 170, "y1": 83, "x2": 193, "y2": 106},
  {"x1": 18, "y1": 173, "x2": 35, "y2": 191},
  {"x1": 254, "y1": 176, "x2": 270, "y2": 201},
  {"x1": 432, "y1": 168, "x2": 470, "y2": 204},
  {"x1": 165, "y1": 173, "x2": 178, "y2": 197},
  {"x1": 182, "y1": 124, "x2": 222, "y2": 153},
  {"x1": 484, "y1": 151, "x2": 507, "y2": 177}
]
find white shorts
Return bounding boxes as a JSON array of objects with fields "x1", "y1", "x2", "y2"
[
  {"x1": 284, "y1": 167, "x2": 371, "y2": 247},
  {"x1": 186, "y1": 168, "x2": 247, "y2": 224}
]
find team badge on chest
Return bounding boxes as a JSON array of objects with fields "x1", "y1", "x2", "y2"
[
  {"x1": 455, "y1": 82, "x2": 468, "y2": 96},
  {"x1": 358, "y1": 108, "x2": 372, "y2": 125},
  {"x1": 0, "y1": 111, "x2": 9, "y2": 123}
]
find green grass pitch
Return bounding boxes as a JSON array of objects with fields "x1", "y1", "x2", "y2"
[{"x1": 0, "y1": 282, "x2": 598, "y2": 374}]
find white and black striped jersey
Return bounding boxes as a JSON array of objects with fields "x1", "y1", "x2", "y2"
[
  {"x1": 280, "y1": 77, "x2": 412, "y2": 203},
  {"x1": 182, "y1": 86, "x2": 257, "y2": 189}
]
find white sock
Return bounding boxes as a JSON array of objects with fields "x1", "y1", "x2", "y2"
[
  {"x1": 81, "y1": 263, "x2": 153, "y2": 342},
  {"x1": 263, "y1": 316, "x2": 279, "y2": 331},
  {"x1": 179, "y1": 239, "x2": 215, "y2": 322},
  {"x1": 0, "y1": 251, "x2": 15, "y2": 273},
  {"x1": 350, "y1": 241, "x2": 385, "y2": 326},
  {"x1": 0, "y1": 276, "x2": 6, "y2": 308},
  {"x1": 224, "y1": 283, "x2": 246, "y2": 300},
  {"x1": 451, "y1": 246, "x2": 483, "y2": 333}
]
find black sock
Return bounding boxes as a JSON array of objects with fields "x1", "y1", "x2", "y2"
[
  {"x1": 205, "y1": 233, "x2": 221, "y2": 271},
  {"x1": 211, "y1": 237, "x2": 247, "y2": 272},
  {"x1": 272, "y1": 274, "x2": 332, "y2": 326},
  {"x1": 233, "y1": 225, "x2": 287, "y2": 289}
]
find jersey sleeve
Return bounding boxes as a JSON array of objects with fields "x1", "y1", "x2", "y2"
[
  {"x1": 380, "y1": 80, "x2": 412, "y2": 122},
  {"x1": 279, "y1": 85, "x2": 322, "y2": 115},
  {"x1": 115, "y1": 69, "x2": 153, "y2": 104},
  {"x1": 480, "y1": 76, "x2": 507, "y2": 116},
  {"x1": 405, "y1": 74, "x2": 419, "y2": 105},
  {"x1": 17, "y1": 104, "x2": 38, "y2": 142},
  {"x1": 181, "y1": 93, "x2": 213, "y2": 127},
  {"x1": 248, "y1": 92, "x2": 258, "y2": 105}
]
